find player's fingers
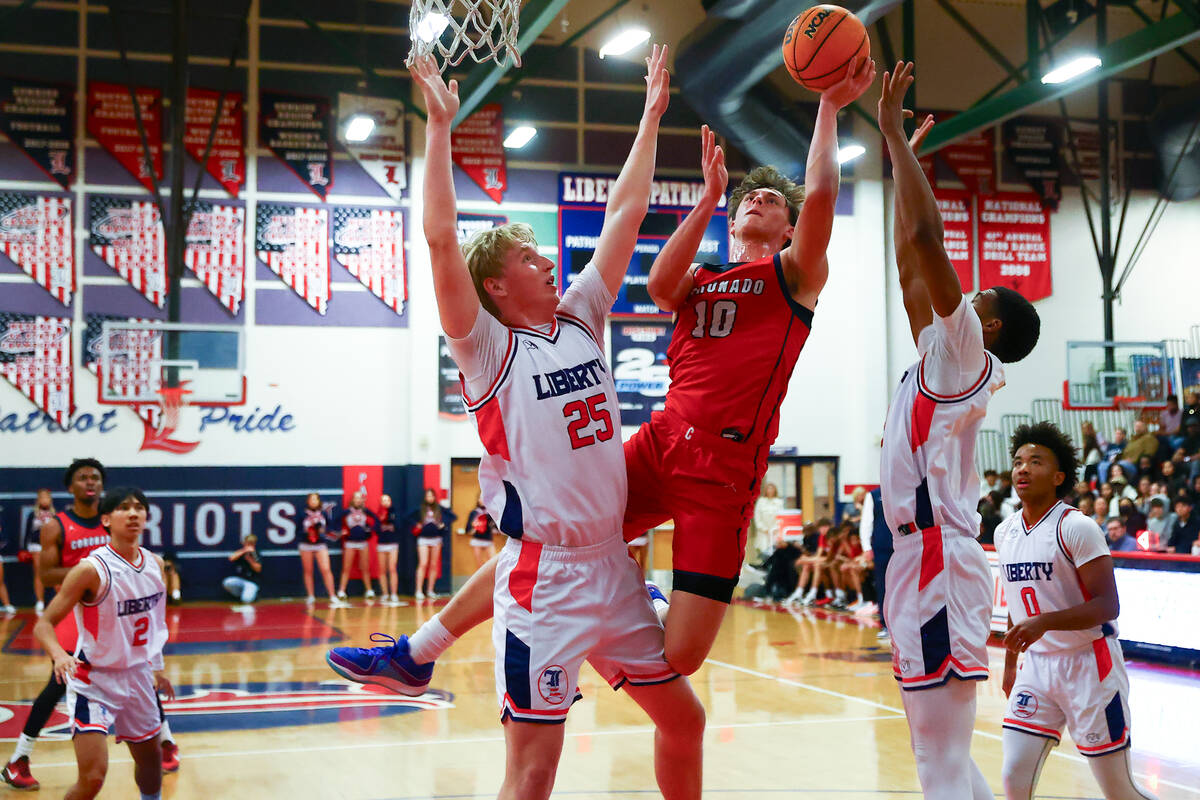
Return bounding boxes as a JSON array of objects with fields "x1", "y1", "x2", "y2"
[{"x1": 902, "y1": 109, "x2": 913, "y2": 119}]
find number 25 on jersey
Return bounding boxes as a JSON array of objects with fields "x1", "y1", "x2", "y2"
[{"x1": 563, "y1": 393, "x2": 613, "y2": 450}]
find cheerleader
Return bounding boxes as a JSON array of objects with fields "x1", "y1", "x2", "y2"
[
  {"x1": 335, "y1": 492, "x2": 381, "y2": 600},
  {"x1": 375, "y1": 494, "x2": 405, "y2": 606},
  {"x1": 464, "y1": 497, "x2": 497, "y2": 570},
  {"x1": 298, "y1": 493, "x2": 344, "y2": 606},
  {"x1": 23, "y1": 489, "x2": 55, "y2": 613},
  {"x1": 410, "y1": 489, "x2": 455, "y2": 601}
]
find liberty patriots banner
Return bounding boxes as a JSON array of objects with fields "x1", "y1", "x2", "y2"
[
  {"x1": 185, "y1": 88, "x2": 245, "y2": 199},
  {"x1": 260, "y1": 92, "x2": 333, "y2": 200},
  {"x1": 256, "y1": 204, "x2": 330, "y2": 314},
  {"x1": 332, "y1": 207, "x2": 405, "y2": 314},
  {"x1": 0, "y1": 314, "x2": 73, "y2": 425},
  {"x1": 338, "y1": 93, "x2": 406, "y2": 201},
  {"x1": 87, "y1": 83, "x2": 163, "y2": 193},
  {"x1": 0, "y1": 76, "x2": 75, "y2": 188},
  {"x1": 184, "y1": 202, "x2": 245, "y2": 315},
  {"x1": 89, "y1": 196, "x2": 167, "y2": 307},
  {"x1": 0, "y1": 192, "x2": 73, "y2": 304}
]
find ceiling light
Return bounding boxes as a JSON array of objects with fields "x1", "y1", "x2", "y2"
[
  {"x1": 504, "y1": 126, "x2": 537, "y2": 149},
  {"x1": 344, "y1": 114, "x2": 376, "y2": 143},
  {"x1": 838, "y1": 143, "x2": 866, "y2": 164},
  {"x1": 1041, "y1": 55, "x2": 1102, "y2": 84},
  {"x1": 599, "y1": 28, "x2": 651, "y2": 59},
  {"x1": 414, "y1": 12, "x2": 450, "y2": 44}
]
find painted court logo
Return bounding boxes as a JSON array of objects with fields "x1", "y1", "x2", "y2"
[
  {"x1": 1013, "y1": 690, "x2": 1039, "y2": 719},
  {"x1": 538, "y1": 666, "x2": 568, "y2": 705}
]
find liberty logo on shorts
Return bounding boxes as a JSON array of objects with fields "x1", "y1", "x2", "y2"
[
  {"x1": 538, "y1": 666, "x2": 568, "y2": 705},
  {"x1": 1013, "y1": 690, "x2": 1039, "y2": 719}
]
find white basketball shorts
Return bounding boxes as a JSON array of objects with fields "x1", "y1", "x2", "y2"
[
  {"x1": 1004, "y1": 637, "x2": 1132, "y2": 757},
  {"x1": 66, "y1": 662, "x2": 161, "y2": 743},
  {"x1": 493, "y1": 536, "x2": 678, "y2": 723},
  {"x1": 884, "y1": 529, "x2": 992, "y2": 690}
]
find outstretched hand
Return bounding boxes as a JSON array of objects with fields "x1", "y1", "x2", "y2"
[
  {"x1": 909, "y1": 113, "x2": 935, "y2": 153},
  {"x1": 411, "y1": 55, "x2": 459, "y2": 125},
  {"x1": 822, "y1": 55, "x2": 875, "y2": 109},
  {"x1": 699, "y1": 124, "x2": 727, "y2": 205},
  {"x1": 643, "y1": 43, "x2": 671, "y2": 119},
  {"x1": 876, "y1": 60, "x2": 915, "y2": 139}
]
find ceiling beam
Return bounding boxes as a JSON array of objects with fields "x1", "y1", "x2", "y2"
[
  {"x1": 453, "y1": 0, "x2": 572, "y2": 127},
  {"x1": 920, "y1": 10, "x2": 1200, "y2": 155}
]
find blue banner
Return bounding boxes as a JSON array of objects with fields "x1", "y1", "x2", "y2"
[
  {"x1": 558, "y1": 173, "x2": 728, "y2": 316},
  {"x1": 609, "y1": 319, "x2": 672, "y2": 427}
]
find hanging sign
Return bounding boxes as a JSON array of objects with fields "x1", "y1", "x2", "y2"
[
  {"x1": 260, "y1": 91, "x2": 334, "y2": 200},
  {"x1": 185, "y1": 87, "x2": 245, "y2": 199},
  {"x1": 978, "y1": 193, "x2": 1052, "y2": 302},
  {"x1": 1003, "y1": 117, "x2": 1063, "y2": 210},
  {"x1": 0, "y1": 313, "x2": 73, "y2": 425},
  {"x1": 87, "y1": 82, "x2": 163, "y2": 193},
  {"x1": 332, "y1": 207, "x2": 406, "y2": 315},
  {"x1": 338, "y1": 93, "x2": 406, "y2": 201},
  {"x1": 0, "y1": 76, "x2": 75, "y2": 188},
  {"x1": 256, "y1": 204, "x2": 330, "y2": 314},
  {"x1": 185, "y1": 202, "x2": 245, "y2": 316},
  {"x1": 0, "y1": 192, "x2": 73, "y2": 304},
  {"x1": 451, "y1": 103, "x2": 506, "y2": 203},
  {"x1": 933, "y1": 188, "x2": 974, "y2": 292}
]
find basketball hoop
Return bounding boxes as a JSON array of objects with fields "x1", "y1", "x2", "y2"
[
  {"x1": 156, "y1": 383, "x2": 193, "y2": 432},
  {"x1": 407, "y1": 0, "x2": 522, "y2": 70}
]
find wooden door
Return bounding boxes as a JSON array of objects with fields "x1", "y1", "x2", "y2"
[{"x1": 449, "y1": 460, "x2": 482, "y2": 582}]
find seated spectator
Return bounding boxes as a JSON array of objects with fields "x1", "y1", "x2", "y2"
[
  {"x1": 223, "y1": 535, "x2": 262, "y2": 604},
  {"x1": 1065, "y1": 480, "x2": 1092, "y2": 508},
  {"x1": 1098, "y1": 427, "x2": 1134, "y2": 484},
  {"x1": 1181, "y1": 417, "x2": 1200, "y2": 479},
  {"x1": 842, "y1": 486, "x2": 866, "y2": 527},
  {"x1": 1116, "y1": 498, "x2": 1146, "y2": 538},
  {"x1": 1145, "y1": 497, "x2": 1176, "y2": 550},
  {"x1": 1091, "y1": 497, "x2": 1110, "y2": 527},
  {"x1": 1121, "y1": 420, "x2": 1160, "y2": 467},
  {"x1": 978, "y1": 494, "x2": 1002, "y2": 544},
  {"x1": 1077, "y1": 494, "x2": 1095, "y2": 519},
  {"x1": 790, "y1": 521, "x2": 841, "y2": 606},
  {"x1": 1080, "y1": 421, "x2": 1105, "y2": 483},
  {"x1": 1136, "y1": 455, "x2": 1156, "y2": 481},
  {"x1": 837, "y1": 530, "x2": 868, "y2": 609},
  {"x1": 1159, "y1": 394, "x2": 1183, "y2": 440},
  {"x1": 1167, "y1": 496, "x2": 1200, "y2": 554},
  {"x1": 1161, "y1": 458, "x2": 1188, "y2": 497},
  {"x1": 1107, "y1": 465, "x2": 1139, "y2": 503},
  {"x1": 980, "y1": 469, "x2": 1001, "y2": 498},
  {"x1": 1105, "y1": 518, "x2": 1139, "y2": 552},
  {"x1": 770, "y1": 524, "x2": 811, "y2": 602},
  {"x1": 1135, "y1": 476, "x2": 1154, "y2": 513},
  {"x1": 1098, "y1": 482, "x2": 1116, "y2": 507}
]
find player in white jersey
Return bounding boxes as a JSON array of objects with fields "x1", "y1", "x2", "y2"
[
  {"x1": 876, "y1": 62, "x2": 1041, "y2": 800},
  {"x1": 327, "y1": 50, "x2": 704, "y2": 800},
  {"x1": 32, "y1": 487, "x2": 173, "y2": 800},
  {"x1": 996, "y1": 423, "x2": 1157, "y2": 800}
]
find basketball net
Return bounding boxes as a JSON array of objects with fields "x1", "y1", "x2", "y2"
[
  {"x1": 156, "y1": 383, "x2": 193, "y2": 432},
  {"x1": 407, "y1": 0, "x2": 522, "y2": 70}
]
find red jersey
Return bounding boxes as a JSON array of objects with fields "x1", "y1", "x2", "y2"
[
  {"x1": 58, "y1": 509, "x2": 107, "y2": 568},
  {"x1": 665, "y1": 253, "x2": 814, "y2": 447}
]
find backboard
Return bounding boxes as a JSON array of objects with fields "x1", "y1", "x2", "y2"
[
  {"x1": 95, "y1": 320, "x2": 246, "y2": 406},
  {"x1": 1063, "y1": 340, "x2": 1171, "y2": 411}
]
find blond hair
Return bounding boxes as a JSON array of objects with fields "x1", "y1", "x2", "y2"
[{"x1": 461, "y1": 222, "x2": 538, "y2": 319}]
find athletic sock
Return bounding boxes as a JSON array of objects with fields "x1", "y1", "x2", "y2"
[
  {"x1": 407, "y1": 614, "x2": 456, "y2": 664},
  {"x1": 10, "y1": 733, "x2": 34, "y2": 761},
  {"x1": 141, "y1": 792, "x2": 162, "y2": 800},
  {"x1": 159, "y1": 719, "x2": 173, "y2": 744},
  {"x1": 650, "y1": 597, "x2": 670, "y2": 625},
  {"x1": 835, "y1": 590, "x2": 846, "y2": 603}
]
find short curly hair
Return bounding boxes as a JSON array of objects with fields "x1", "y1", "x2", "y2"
[
  {"x1": 63, "y1": 457, "x2": 106, "y2": 489},
  {"x1": 988, "y1": 286, "x2": 1041, "y2": 363},
  {"x1": 1009, "y1": 422, "x2": 1080, "y2": 499},
  {"x1": 728, "y1": 166, "x2": 805, "y2": 226}
]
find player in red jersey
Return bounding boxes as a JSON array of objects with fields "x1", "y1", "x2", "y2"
[{"x1": 326, "y1": 57, "x2": 876, "y2": 688}]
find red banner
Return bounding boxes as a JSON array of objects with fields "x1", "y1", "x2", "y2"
[
  {"x1": 941, "y1": 126, "x2": 995, "y2": 195},
  {"x1": 978, "y1": 193, "x2": 1052, "y2": 302},
  {"x1": 452, "y1": 103, "x2": 506, "y2": 203},
  {"x1": 0, "y1": 193, "x2": 73, "y2": 305},
  {"x1": 934, "y1": 188, "x2": 974, "y2": 292},
  {"x1": 0, "y1": 314, "x2": 73, "y2": 425},
  {"x1": 87, "y1": 83, "x2": 162, "y2": 193},
  {"x1": 185, "y1": 88, "x2": 244, "y2": 199}
]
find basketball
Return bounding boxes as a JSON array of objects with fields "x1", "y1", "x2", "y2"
[{"x1": 782, "y1": 5, "x2": 870, "y2": 91}]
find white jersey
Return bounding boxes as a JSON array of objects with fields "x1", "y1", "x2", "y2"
[
  {"x1": 75, "y1": 545, "x2": 168, "y2": 671},
  {"x1": 447, "y1": 267, "x2": 625, "y2": 547},
  {"x1": 881, "y1": 297, "x2": 1005, "y2": 542},
  {"x1": 995, "y1": 501, "x2": 1117, "y2": 654}
]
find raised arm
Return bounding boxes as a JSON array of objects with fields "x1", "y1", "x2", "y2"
[
  {"x1": 878, "y1": 62, "x2": 960, "y2": 339},
  {"x1": 411, "y1": 56, "x2": 480, "y2": 339},
  {"x1": 589, "y1": 44, "x2": 671, "y2": 298},
  {"x1": 780, "y1": 57, "x2": 875, "y2": 307},
  {"x1": 646, "y1": 124, "x2": 726, "y2": 312}
]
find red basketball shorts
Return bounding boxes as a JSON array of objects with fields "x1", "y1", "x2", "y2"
[{"x1": 622, "y1": 409, "x2": 766, "y2": 603}]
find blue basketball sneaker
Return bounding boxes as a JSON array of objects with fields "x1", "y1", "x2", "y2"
[
  {"x1": 326, "y1": 633, "x2": 433, "y2": 696},
  {"x1": 645, "y1": 582, "x2": 669, "y2": 605}
]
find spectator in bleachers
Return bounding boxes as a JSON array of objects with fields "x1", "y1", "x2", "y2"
[
  {"x1": 980, "y1": 469, "x2": 1001, "y2": 498},
  {"x1": 1135, "y1": 476, "x2": 1153, "y2": 511},
  {"x1": 836, "y1": 529, "x2": 867, "y2": 610},
  {"x1": 1146, "y1": 497, "x2": 1176, "y2": 550},
  {"x1": 1184, "y1": 390, "x2": 1200, "y2": 420},
  {"x1": 841, "y1": 486, "x2": 866, "y2": 526},
  {"x1": 1161, "y1": 458, "x2": 1188, "y2": 497},
  {"x1": 752, "y1": 482, "x2": 784, "y2": 561},
  {"x1": 1159, "y1": 394, "x2": 1183, "y2": 442},
  {"x1": 1182, "y1": 416, "x2": 1200, "y2": 479},
  {"x1": 1136, "y1": 455, "x2": 1157, "y2": 481},
  {"x1": 1098, "y1": 426, "x2": 1134, "y2": 484},
  {"x1": 1080, "y1": 421, "x2": 1105, "y2": 483},
  {"x1": 1077, "y1": 494, "x2": 1095, "y2": 519},
  {"x1": 1122, "y1": 420, "x2": 1160, "y2": 467},
  {"x1": 977, "y1": 494, "x2": 1002, "y2": 544},
  {"x1": 1167, "y1": 495, "x2": 1200, "y2": 554},
  {"x1": 1107, "y1": 465, "x2": 1139, "y2": 503},
  {"x1": 1117, "y1": 498, "x2": 1146, "y2": 538},
  {"x1": 1091, "y1": 497, "x2": 1110, "y2": 527},
  {"x1": 1105, "y1": 518, "x2": 1139, "y2": 552}
]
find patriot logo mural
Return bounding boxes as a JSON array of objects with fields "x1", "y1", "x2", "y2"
[
  {"x1": 256, "y1": 204, "x2": 330, "y2": 314},
  {"x1": 332, "y1": 207, "x2": 406, "y2": 315},
  {"x1": 0, "y1": 192, "x2": 73, "y2": 304},
  {"x1": 0, "y1": 313, "x2": 73, "y2": 425}
]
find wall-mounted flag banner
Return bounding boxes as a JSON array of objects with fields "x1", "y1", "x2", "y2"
[
  {"x1": 941, "y1": 124, "x2": 995, "y2": 195},
  {"x1": 87, "y1": 82, "x2": 162, "y2": 193},
  {"x1": 1002, "y1": 117, "x2": 1062, "y2": 210},
  {"x1": 978, "y1": 193, "x2": 1052, "y2": 302},
  {"x1": 0, "y1": 193, "x2": 73, "y2": 305},
  {"x1": 185, "y1": 88, "x2": 245, "y2": 199},
  {"x1": 933, "y1": 188, "x2": 974, "y2": 292},
  {"x1": 332, "y1": 207, "x2": 405, "y2": 315},
  {"x1": 185, "y1": 202, "x2": 245, "y2": 316},
  {"x1": 0, "y1": 76, "x2": 75, "y2": 188},
  {"x1": 260, "y1": 92, "x2": 333, "y2": 200},
  {"x1": 0, "y1": 313, "x2": 73, "y2": 425},
  {"x1": 438, "y1": 335, "x2": 466, "y2": 418},
  {"x1": 338, "y1": 93, "x2": 406, "y2": 201},
  {"x1": 256, "y1": 204, "x2": 329, "y2": 314},
  {"x1": 89, "y1": 196, "x2": 167, "y2": 308},
  {"x1": 451, "y1": 103, "x2": 505, "y2": 203}
]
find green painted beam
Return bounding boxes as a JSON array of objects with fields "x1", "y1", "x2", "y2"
[
  {"x1": 1130, "y1": 2, "x2": 1200, "y2": 74},
  {"x1": 453, "y1": 0, "x2": 573, "y2": 127},
  {"x1": 934, "y1": 0, "x2": 1023, "y2": 82},
  {"x1": 920, "y1": 10, "x2": 1200, "y2": 155}
]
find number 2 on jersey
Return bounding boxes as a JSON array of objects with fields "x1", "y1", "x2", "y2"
[
  {"x1": 131, "y1": 616, "x2": 149, "y2": 646},
  {"x1": 691, "y1": 300, "x2": 737, "y2": 338},
  {"x1": 563, "y1": 393, "x2": 613, "y2": 450},
  {"x1": 1020, "y1": 586, "x2": 1041, "y2": 617}
]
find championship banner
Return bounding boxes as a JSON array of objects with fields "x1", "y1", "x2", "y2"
[
  {"x1": 259, "y1": 92, "x2": 334, "y2": 200},
  {"x1": 933, "y1": 188, "x2": 974, "y2": 292},
  {"x1": 610, "y1": 319, "x2": 672, "y2": 426},
  {"x1": 559, "y1": 173, "x2": 729, "y2": 316},
  {"x1": 184, "y1": 202, "x2": 245, "y2": 316},
  {"x1": 0, "y1": 76, "x2": 75, "y2": 188},
  {"x1": 941, "y1": 125, "x2": 995, "y2": 195},
  {"x1": 0, "y1": 193, "x2": 73, "y2": 305},
  {"x1": 0, "y1": 313, "x2": 73, "y2": 425},
  {"x1": 338, "y1": 93, "x2": 406, "y2": 201},
  {"x1": 978, "y1": 193, "x2": 1052, "y2": 302},
  {"x1": 438, "y1": 336, "x2": 466, "y2": 418},
  {"x1": 451, "y1": 103, "x2": 505, "y2": 203},
  {"x1": 256, "y1": 204, "x2": 330, "y2": 314},
  {"x1": 185, "y1": 88, "x2": 245, "y2": 199},
  {"x1": 1003, "y1": 117, "x2": 1063, "y2": 210},
  {"x1": 89, "y1": 196, "x2": 167, "y2": 308},
  {"x1": 456, "y1": 211, "x2": 506, "y2": 244},
  {"x1": 332, "y1": 207, "x2": 405, "y2": 315},
  {"x1": 87, "y1": 82, "x2": 163, "y2": 193}
]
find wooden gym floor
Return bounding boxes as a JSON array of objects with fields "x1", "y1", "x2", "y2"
[{"x1": 1, "y1": 599, "x2": 1197, "y2": 799}]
